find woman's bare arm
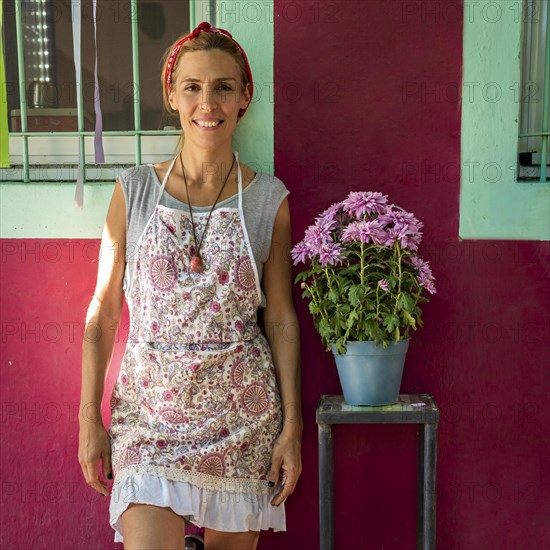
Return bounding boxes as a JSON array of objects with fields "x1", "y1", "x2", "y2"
[
  {"x1": 261, "y1": 197, "x2": 303, "y2": 505},
  {"x1": 78, "y1": 178, "x2": 126, "y2": 494}
]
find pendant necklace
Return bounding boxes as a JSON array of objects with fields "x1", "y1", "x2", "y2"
[{"x1": 181, "y1": 151, "x2": 236, "y2": 273}]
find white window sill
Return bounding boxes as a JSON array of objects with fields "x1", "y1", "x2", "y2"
[{"x1": 2, "y1": 134, "x2": 180, "y2": 182}]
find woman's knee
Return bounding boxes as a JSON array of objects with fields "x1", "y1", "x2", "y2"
[
  {"x1": 120, "y1": 503, "x2": 186, "y2": 550},
  {"x1": 204, "y1": 527, "x2": 260, "y2": 550}
]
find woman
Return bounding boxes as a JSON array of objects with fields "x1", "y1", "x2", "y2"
[{"x1": 78, "y1": 21, "x2": 302, "y2": 550}]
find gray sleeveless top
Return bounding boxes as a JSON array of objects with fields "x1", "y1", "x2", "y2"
[{"x1": 116, "y1": 163, "x2": 290, "y2": 308}]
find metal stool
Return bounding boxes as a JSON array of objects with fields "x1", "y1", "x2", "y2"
[{"x1": 317, "y1": 394, "x2": 440, "y2": 550}]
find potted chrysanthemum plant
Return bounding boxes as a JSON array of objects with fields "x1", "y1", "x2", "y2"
[{"x1": 291, "y1": 191, "x2": 436, "y2": 406}]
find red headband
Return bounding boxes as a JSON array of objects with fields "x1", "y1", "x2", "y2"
[{"x1": 165, "y1": 21, "x2": 254, "y2": 119}]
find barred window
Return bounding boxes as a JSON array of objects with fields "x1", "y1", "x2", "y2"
[
  {"x1": 1, "y1": 0, "x2": 196, "y2": 182},
  {"x1": 517, "y1": 0, "x2": 549, "y2": 182}
]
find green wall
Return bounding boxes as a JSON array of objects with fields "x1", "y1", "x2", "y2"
[
  {"x1": 460, "y1": 0, "x2": 549, "y2": 240},
  {"x1": 210, "y1": 1, "x2": 274, "y2": 174},
  {"x1": 0, "y1": 1, "x2": 274, "y2": 238}
]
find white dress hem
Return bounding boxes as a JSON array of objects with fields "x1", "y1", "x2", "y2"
[{"x1": 109, "y1": 473, "x2": 286, "y2": 543}]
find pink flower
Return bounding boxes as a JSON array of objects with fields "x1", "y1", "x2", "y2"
[
  {"x1": 220, "y1": 427, "x2": 230, "y2": 438},
  {"x1": 341, "y1": 220, "x2": 386, "y2": 245},
  {"x1": 304, "y1": 224, "x2": 332, "y2": 249},
  {"x1": 410, "y1": 255, "x2": 437, "y2": 294},
  {"x1": 140, "y1": 378, "x2": 150, "y2": 388},
  {"x1": 163, "y1": 391, "x2": 173, "y2": 401},
  {"x1": 210, "y1": 301, "x2": 221, "y2": 312},
  {"x1": 318, "y1": 242, "x2": 345, "y2": 267},
  {"x1": 377, "y1": 207, "x2": 423, "y2": 251},
  {"x1": 386, "y1": 226, "x2": 414, "y2": 250},
  {"x1": 151, "y1": 321, "x2": 159, "y2": 333},
  {"x1": 235, "y1": 319, "x2": 244, "y2": 332},
  {"x1": 291, "y1": 241, "x2": 310, "y2": 265},
  {"x1": 378, "y1": 279, "x2": 389, "y2": 292},
  {"x1": 156, "y1": 439, "x2": 167, "y2": 449},
  {"x1": 317, "y1": 202, "x2": 343, "y2": 223},
  {"x1": 342, "y1": 191, "x2": 389, "y2": 218},
  {"x1": 314, "y1": 213, "x2": 338, "y2": 233},
  {"x1": 410, "y1": 255, "x2": 433, "y2": 278},
  {"x1": 218, "y1": 271, "x2": 229, "y2": 285},
  {"x1": 417, "y1": 273, "x2": 437, "y2": 294}
]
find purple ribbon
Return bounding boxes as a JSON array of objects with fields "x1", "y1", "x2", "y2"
[
  {"x1": 93, "y1": 0, "x2": 104, "y2": 163},
  {"x1": 73, "y1": 0, "x2": 104, "y2": 208}
]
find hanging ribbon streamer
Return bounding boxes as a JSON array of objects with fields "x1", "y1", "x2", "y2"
[
  {"x1": 93, "y1": 0, "x2": 104, "y2": 163},
  {"x1": 0, "y1": 0, "x2": 10, "y2": 168},
  {"x1": 72, "y1": 0, "x2": 84, "y2": 207}
]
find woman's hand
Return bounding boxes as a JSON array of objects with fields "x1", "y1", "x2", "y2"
[
  {"x1": 267, "y1": 430, "x2": 302, "y2": 506},
  {"x1": 78, "y1": 422, "x2": 113, "y2": 496}
]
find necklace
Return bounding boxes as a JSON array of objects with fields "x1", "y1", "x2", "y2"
[{"x1": 180, "y1": 151, "x2": 236, "y2": 273}]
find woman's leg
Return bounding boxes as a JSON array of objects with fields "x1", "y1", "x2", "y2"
[
  {"x1": 203, "y1": 527, "x2": 260, "y2": 550},
  {"x1": 120, "y1": 503, "x2": 186, "y2": 550}
]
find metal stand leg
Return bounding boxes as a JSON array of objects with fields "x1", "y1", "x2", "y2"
[
  {"x1": 417, "y1": 423, "x2": 438, "y2": 550},
  {"x1": 319, "y1": 422, "x2": 334, "y2": 550}
]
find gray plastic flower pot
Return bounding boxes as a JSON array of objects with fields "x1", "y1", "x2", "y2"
[{"x1": 331, "y1": 339, "x2": 410, "y2": 406}]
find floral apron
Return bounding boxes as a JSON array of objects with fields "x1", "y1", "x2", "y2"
[{"x1": 108, "y1": 152, "x2": 283, "y2": 499}]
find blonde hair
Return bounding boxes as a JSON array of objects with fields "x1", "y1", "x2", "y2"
[{"x1": 160, "y1": 31, "x2": 251, "y2": 154}]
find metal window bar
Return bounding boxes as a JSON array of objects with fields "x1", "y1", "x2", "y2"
[
  {"x1": 518, "y1": 0, "x2": 550, "y2": 183},
  {"x1": 14, "y1": 0, "x2": 28, "y2": 183},
  {"x1": 540, "y1": 0, "x2": 549, "y2": 182},
  {"x1": 11, "y1": 0, "x2": 197, "y2": 183},
  {"x1": 131, "y1": 0, "x2": 141, "y2": 167}
]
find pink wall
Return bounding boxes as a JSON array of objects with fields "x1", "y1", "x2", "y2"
[
  {"x1": 273, "y1": 1, "x2": 549, "y2": 549},
  {"x1": 1, "y1": 1, "x2": 549, "y2": 548},
  {"x1": 1, "y1": 239, "x2": 122, "y2": 548}
]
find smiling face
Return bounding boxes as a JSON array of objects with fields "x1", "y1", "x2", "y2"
[{"x1": 168, "y1": 49, "x2": 251, "y2": 148}]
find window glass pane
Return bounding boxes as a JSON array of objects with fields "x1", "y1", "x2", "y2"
[
  {"x1": 4, "y1": 0, "x2": 61, "y2": 131},
  {"x1": 4, "y1": 0, "x2": 189, "y2": 132},
  {"x1": 136, "y1": 1, "x2": 189, "y2": 131},
  {"x1": 518, "y1": 0, "x2": 549, "y2": 180},
  {"x1": 79, "y1": 0, "x2": 133, "y2": 131}
]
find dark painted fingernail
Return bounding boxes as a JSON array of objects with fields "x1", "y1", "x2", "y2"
[
  {"x1": 107, "y1": 473, "x2": 113, "y2": 480},
  {"x1": 268, "y1": 480, "x2": 275, "y2": 487}
]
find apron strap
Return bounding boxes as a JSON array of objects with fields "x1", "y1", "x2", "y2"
[
  {"x1": 154, "y1": 155, "x2": 179, "y2": 209},
  {"x1": 236, "y1": 151, "x2": 243, "y2": 211},
  {"x1": 233, "y1": 150, "x2": 262, "y2": 304}
]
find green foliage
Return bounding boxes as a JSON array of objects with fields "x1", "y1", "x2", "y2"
[{"x1": 295, "y1": 240, "x2": 432, "y2": 354}]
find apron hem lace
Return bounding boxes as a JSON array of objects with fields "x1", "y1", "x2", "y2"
[{"x1": 113, "y1": 463, "x2": 280, "y2": 496}]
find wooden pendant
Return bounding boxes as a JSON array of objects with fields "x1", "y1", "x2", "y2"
[{"x1": 190, "y1": 254, "x2": 205, "y2": 273}]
